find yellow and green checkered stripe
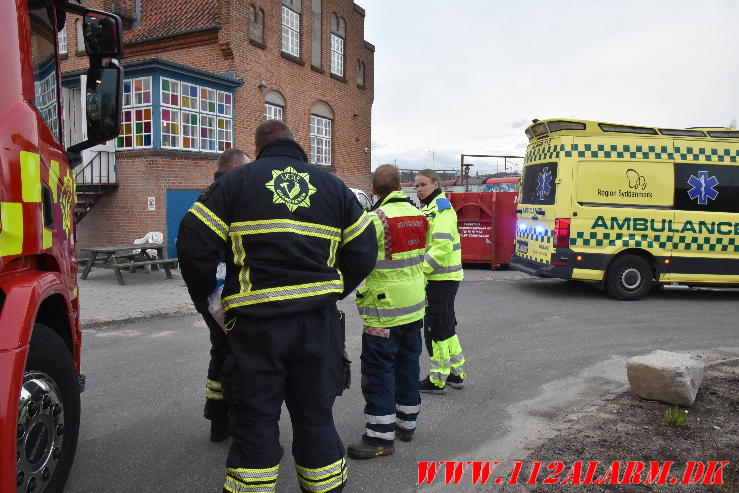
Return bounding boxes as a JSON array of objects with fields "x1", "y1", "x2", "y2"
[
  {"x1": 525, "y1": 144, "x2": 739, "y2": 164},
  {"x1": 517, "y1": 228, "x2": 553, "y2": 243},
  {"x1": 571, "y1": 231, "x2": 739, "y2": 253}
]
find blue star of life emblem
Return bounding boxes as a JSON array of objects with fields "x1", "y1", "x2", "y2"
[
  {"x1": 687, "y1": 170, "x2": 719, "y2": 205},
  {"x1": 536, "y1": 167, "x2": 552, "y2": 200}
]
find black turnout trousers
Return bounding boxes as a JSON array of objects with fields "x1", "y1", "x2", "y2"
[
  {"x1": 222, "y1": 305, "x2": 345, "y2": 490},
  {"x1": 202, "y1": 310, "x2": 229, "y2": 421}
]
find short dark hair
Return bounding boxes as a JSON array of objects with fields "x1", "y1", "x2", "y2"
[
  {"x1": 416, "y1": 169, "x2": 440, "y2": 185},
  {"x1": 217, "y1": 148, "x2": 250, "y2": 173},
  {"x1": 255, "y1": 120, "x2": 294, "y2": 154},
  {"x1": 372, "y1": 164, "x2": 401, "y2": 197}
]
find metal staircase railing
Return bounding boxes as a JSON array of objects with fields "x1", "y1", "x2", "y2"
[{"x1": 75, "y1": 150, "x2": 116, "y2": 185}]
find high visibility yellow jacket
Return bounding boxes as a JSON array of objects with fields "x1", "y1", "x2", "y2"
[
  {"x1": 356, "y1": 191, "x2": 428, "y2": 327},
  {"x1": 421, "y1": 191, "x2": 464, "y2": 281}
]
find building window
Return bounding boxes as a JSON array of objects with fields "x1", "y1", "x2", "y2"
[
  {"x1": 311, "y1": 115, "x2": 332, "y2": 166},
  {"x1": 330, "y1": 14, "x2": 346, "y2": 77},
  {"x1": 159, "y1": 78, "x2": 231, "y2": 152},
  {"x1": 282, "y1": 6, "x2": 300, "y2": 57},
  {"x1": 250, "y1": 5, "x2": 264, "y2": 44},
  {"x1": 264, "y1": 103, "x2": 283, "y2": 121},
  {"x1": 117, "y1": 77, "x2": 152, "y2": 149},
  {"x1": 58, "y1": 26, "x2": 68, "y2": 55},
  {"x1": 30, "y1": 3, "x2": 59, "y2": 140},
  {"x1": 264, "y1": 90, "x2": 286, "y2": 121}
]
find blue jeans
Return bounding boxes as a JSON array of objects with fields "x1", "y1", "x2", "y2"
[{"x1": 360, "y1": 319, "x2": 423, "y2": 443}]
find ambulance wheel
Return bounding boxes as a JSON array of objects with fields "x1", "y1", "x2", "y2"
[
  {"x1": 605, "y1": 255, "x2": 652, "y2": 300},
  {"x1": 17, "y1": 324, "x2": 80, "y2": 493}
]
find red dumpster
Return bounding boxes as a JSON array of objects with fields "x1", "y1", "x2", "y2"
[{"x1": 448, "y1": 191, "x2": 518, "y2": 269}]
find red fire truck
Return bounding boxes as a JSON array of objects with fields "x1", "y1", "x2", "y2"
[{"x1": 0, "y1": 0, "x2": 122, "y2": 491}]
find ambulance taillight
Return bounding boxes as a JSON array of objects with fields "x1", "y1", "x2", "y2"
[{"x1": 553, "y1": 218, "x2": 571, "y2": 248}]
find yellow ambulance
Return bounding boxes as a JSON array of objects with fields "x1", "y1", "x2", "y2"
[{"x1": 510, "y1": 118, "x2": 739, "y2": 300}]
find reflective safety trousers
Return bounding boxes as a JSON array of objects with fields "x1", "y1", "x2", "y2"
[
  {"x1": 429, "y1": 334, "x2": 466, "y2": 388},
  {"x1": 421, "y1": 193, "x2": 464, "y2": 281},
  {"x1": 356, "y1": 191, "x2": 428, "y2": 328}
]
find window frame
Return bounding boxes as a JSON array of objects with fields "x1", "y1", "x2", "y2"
[
  {"x1": 330, "y1": 33, "x2": 344, "y2": 77},
  {"x1": 264, "y1": 103, "x2": 284, "y2": 121},
  {"x1": 281, "y1": 5, "x2": 300, "y2": 57},
  {"x1": 310, "y1": 114, "x2": 332, "y2": 167}
]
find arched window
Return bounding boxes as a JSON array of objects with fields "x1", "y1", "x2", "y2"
[
  {"x1": 330, "y1": 14, "x2": 345, "y2": 77},
  {"x1": 356, "y1": 60, "x2": 365, "y2": 88},
  {"x1": 264, "y1": 90, "x2": 285, "y2": 121},
  {"x1": 310, "y1": 101, "x2": 333, "y2": 166},
  {"x1": 250, "y1": 5, "x2": 264, "y2": 45}
]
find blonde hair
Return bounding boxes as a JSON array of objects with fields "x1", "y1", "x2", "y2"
[{"x1": 416, "y1": 169, "x2": 440, "y2": 185}]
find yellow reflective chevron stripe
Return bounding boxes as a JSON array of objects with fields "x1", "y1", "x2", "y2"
[
  {"x1": 341, "y1": 211, "x2": 372, "y2": 246},
  {"x1": 189, "y1": 202, "x2": 228, "y2": 241},
  {"x1": 296, "y1": 458, "x2": 347, "y2": 493},
  {"x1": 225, "y1": 464, "x2": 279, "y2": 493},
  {"x1": 0, "y1": 202, "x2": 23, "y2": 256},
  {"x1": 230, "y1": 219, "x2": 341, "y2": 241},
  {"x1": 222, "y1": 280, "x2": 343, "y2": 310},
  {"x1": 49, "y1": 160, "x2": 60, "y2": 203},
  {"x1": 20, "y1": 151, "x2": 41, "y2": 203}
]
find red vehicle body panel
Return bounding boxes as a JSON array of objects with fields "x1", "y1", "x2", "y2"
[
  {"x1": 0, "y1": 0, "x2": 81, "y2": 490},
  {"x1": 449, "y1": 191, "x2": 519, "y2": 269}
]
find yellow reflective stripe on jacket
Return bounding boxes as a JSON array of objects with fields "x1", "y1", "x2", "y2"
[
  {"x1": 373, "y1": 254, "x2": 424, "y2": 269},
  {"x1": 230, "y1": 219, "x2": 341, "y2": 241},
  {"x1": 222, "y1": 280, "x2": 343, "y2": 310},
  {"x1": 0, "y1": 202, "x2": 23, "y2": 256},
  {"x1": 20, "y1": 151, "x2": 41, "y2": 203},
  {"x1": 341, "y1": 211, "x2": 372, "y2": 246},
  {"x1": 189, "y1": 202, "x2": 228, "y2": 241},
  {"x1": 357, "y1": 299, "x2": 426, "y2": 319}
]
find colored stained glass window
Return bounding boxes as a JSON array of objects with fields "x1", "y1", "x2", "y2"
[
  {"x1": 217, "y1": 118, "x2": 232, "y2": 152},
  {"x1": 200, "y1": 88, "x2": 216, "y2": 114},
  {"x1": 161, "y1": 78, "x2": 180, "y2": 107},
  {"x1": 133, "y1": 77, "x2": 151, "y2": 105},
  {"x1": 201, "y1": 115, "x2": 216, "y2": 151},
  {"x1": 182, "y1": 82, "x2": 199, "y2": 110},
  {"x1": 161, "y1": 108, "x2": 180, "y2": 148},
  {"x1": 182, "y1": 111, "x2": 199, "y2": 150},
  {"x1": 217, "y1": 91, "x2": 232, "y2": 117}
]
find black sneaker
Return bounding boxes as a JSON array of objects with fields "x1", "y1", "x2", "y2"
[
  {"x1": 396, "y1": 427, "x2": 414, "y2": 442},
  {"x1": 209, "y1": 419, "x2": 230, "y2": 442},
  {"x1": 419, "y1": 376, "x2": 446, "y2": 395},
  {"x1": 446, "y1": 374, "x2": 464, "y2": 389},
  {"x1": 347, "y1": 435, "x2": 394, "y2": 460}
]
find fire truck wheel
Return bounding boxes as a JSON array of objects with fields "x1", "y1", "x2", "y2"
[
  {"x1": 605, "y1": 254, "x2": 653, "y2": 301},
  {"x1": 17, "y1": 324, "x2": 80, "y2": 493}
]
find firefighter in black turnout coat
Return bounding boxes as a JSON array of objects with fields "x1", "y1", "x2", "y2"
[{"x1": 177, "y1": 120, "x2": 377, "y2": 493}]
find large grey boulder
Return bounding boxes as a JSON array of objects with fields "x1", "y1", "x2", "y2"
[{"x1": 626, "y1": 350, "x2": 705, "y2": 406}]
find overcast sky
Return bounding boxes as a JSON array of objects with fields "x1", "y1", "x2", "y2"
[{"x1": 363, "y1": 0, "x2": 739, "y2": 175}]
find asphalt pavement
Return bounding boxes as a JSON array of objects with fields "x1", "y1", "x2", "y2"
[{"x1": 69, "y1": 266, "x2": 739, "y2": 492}]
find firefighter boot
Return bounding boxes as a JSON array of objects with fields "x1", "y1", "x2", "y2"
[
  {"x1": 395, "y1": 427, "x2": 414, "y2": 442},
  {"x1": 419, "y1": 376, "x2": 446, "y2": 395},
  {"x1": 210, "y1": 419, "x2": 230, "y2": 442},
  {"x1": 446, "y1": 373, "x2": 464, "y2": 389},
  {"x1": 347, "y1": 435, "x2": 394, "y2": 460}
]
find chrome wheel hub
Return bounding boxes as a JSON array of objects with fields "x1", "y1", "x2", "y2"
[
  {"x1": 17, "y1": 372, "x2": 64, "y2": 493},
  {"x1": 621, "y1": 267, "x2": 642, "y2": 290}
]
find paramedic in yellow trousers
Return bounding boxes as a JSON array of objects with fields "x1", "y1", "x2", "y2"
[
  {"x1": 414, "y1": 169, "x2": 467, "y2": 394},
  {"x1": 347, "y1": 165, "x2": 428, "y2": 459},
  {"x1": 177, "y1": 120, "x2": 377, "y2": 493}
]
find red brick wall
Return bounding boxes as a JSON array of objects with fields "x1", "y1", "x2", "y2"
[{"x1": 65, "y1": 0, "x2": 374, "y2": 248}]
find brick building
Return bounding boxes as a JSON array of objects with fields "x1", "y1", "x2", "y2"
[{"x1": 60, "y1": 0, "x2": 374, "y2": 254}]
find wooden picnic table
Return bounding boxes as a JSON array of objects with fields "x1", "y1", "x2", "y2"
[{"x1": 79, "y1": 243, "x2": 177, "y2": 285}]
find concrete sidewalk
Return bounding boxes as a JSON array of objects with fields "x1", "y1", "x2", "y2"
[{"x1": 78, "y1": 265, "x2": 530, "y2": 328}]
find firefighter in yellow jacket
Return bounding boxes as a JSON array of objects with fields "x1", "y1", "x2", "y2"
[
  {"x1": 348, "y1": 165, "x2": 428, "y2": 459},
  {"x1": 415, "y1": 169, "x2": 466, "y2": 394}
]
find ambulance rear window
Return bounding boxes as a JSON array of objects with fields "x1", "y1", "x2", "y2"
[{"x1": 520, "y1": 162, "x2": 558, "y2": 205}]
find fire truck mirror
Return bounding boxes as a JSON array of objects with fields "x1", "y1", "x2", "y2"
[
  {"x1": 69, "y1": 61, "x2": 123, "y2": 153},
  {"x1": 82, "y1": 12, "x2": 123, "y2": 58}
]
